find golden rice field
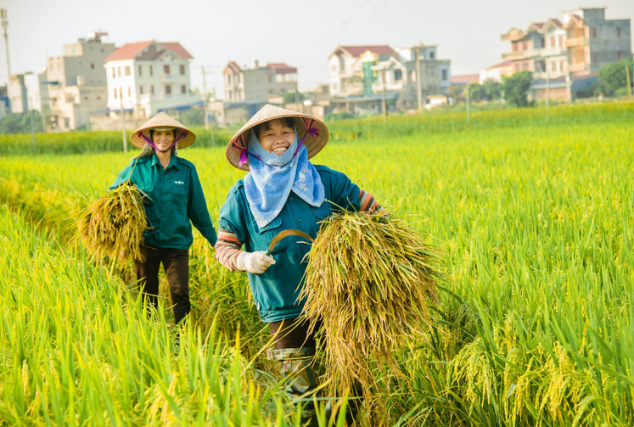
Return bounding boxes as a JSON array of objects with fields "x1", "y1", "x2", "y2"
[{"x1": 0, "y1": 102, "x2": 633, "y2": 426}]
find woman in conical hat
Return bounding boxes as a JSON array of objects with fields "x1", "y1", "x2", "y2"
[
  {"x1": 215, "y1": 104, "x2": 384, "y2": 424},
  {"x1": 110, "y1": 112, "x2": 217, "y2": 326}
]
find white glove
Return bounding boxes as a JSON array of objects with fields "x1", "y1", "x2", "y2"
[{"x1": 235, "y1": 251, "x2": 276, "y2": 274}]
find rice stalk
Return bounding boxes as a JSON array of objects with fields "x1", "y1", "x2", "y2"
[
  {"x1": 77, "y1": 182, "x2": 148, "y2": 261},
  {"x1": 301, "y1": 210, "x2": 442, "y2": 405}
]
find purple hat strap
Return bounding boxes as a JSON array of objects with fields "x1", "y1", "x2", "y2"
[{"x1": 139, "y1": 129, "x2": 188, "y2": 153}]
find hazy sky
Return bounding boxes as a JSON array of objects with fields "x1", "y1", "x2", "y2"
[{"x1": 2, "y1": 0, "x2": 633, "y2": 96}]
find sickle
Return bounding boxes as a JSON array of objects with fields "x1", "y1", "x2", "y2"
[{"x1": 265, "y1": 229, "x2": 315, "y2": 256}]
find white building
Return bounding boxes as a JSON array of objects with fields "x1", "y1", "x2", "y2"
[
  {"x1": 104, "y1": 40, "x2": 201, "y2": 119},
  {"x1": 24, "y1": 72, "x2": 50, "y2": 113},
  {"x1": 46, "y1": 32, "x2": 116, "y2": 130},
  {"x1": 223, "y1": 60, "x2": 298, "y2": 103}
]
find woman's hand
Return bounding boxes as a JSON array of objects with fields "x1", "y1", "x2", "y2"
[{"x1": 236, "y1": 251, "x2": 276, "y2": 274}]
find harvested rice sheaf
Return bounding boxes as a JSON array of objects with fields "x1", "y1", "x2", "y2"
[
  {"x1": 301, "y1": 210, "x2": 441, "y2": 400},
  {"x1": 78, "y1": 182, "x2": 148, "y2": 261}
]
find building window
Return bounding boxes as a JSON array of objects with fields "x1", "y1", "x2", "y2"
[
  {"x1": 593, "y1": 53, "x2": 598, "y2": 64},
  {"x1": 617, "y1": 28, "x2": 621, "y2": 38},
  {"x1": 84, "y1": 96, "x2": 89, "y2": 100},
  {"x1": 394, "y1": 69, "x2": 402, "y2": 81},
  {"x1": 150, "y1": 65, "x2": 153, "y2": 76},
  {"x1": 114, "y1": 88, "x2": 117, "y2": 99},
  {"x1": 179, "y1": 64, "x2": 185, "y2": 75},
  {"x1": 118, "y1": 67, "x2": 121, "y2": 77},
  {"x1": 97, "y1": 96, "x2": 101, "y2": 100},
  {"x1": 150, "y1": 85, "x2": 154, "y2": 95},
  {"x1": 560, "y1": 60, "x2": 565, "y2": 71},
  {"x1": 181, "y1": 84, "x2": 186, "y2": 94},
  {"x1": 112, "y1": 68, "x2": 116, "y2": 78},
  {"x1": 125, "y1": 66, "x2": 131, "y2": 76},
  {"x1": 269, "y1": 74, "x2": 273, "y2": 83},
  {"x1": 138, "y1": 65, "x2": 142, "y2": 76},
  {"x1": 592, "y1": 28, "x2": 597, "y2": 39},
  {"x1": 429, "y1": 51, "x2": 435, "y2": 59},
  {"x1": 441, "y1": 69, "x2": 447, "y2": 80},
  {"x1": 164, "y1": 65, "x2": 170, "y2": 74},
  {"x1": 119, "y1": 88, "x2": 123, "y2": 99},
  {"x1": 558, "y1": 35, "x2": 563, "y2": 47},
  {"x1": 127, "y1": 87, "x2": 131, "y2": 97},
  {"x1": 90, "y1": 63, "x2": 95, "y2": 70},
  {"x1": 139, "y1": 85, "x2": 144, "y2": 94},
  {"x1": 165, "y1": 85, "x2": 172, "y2": 95},
  {"x1": 550, "y1": 36, "x2": 556, "y2": 48}
]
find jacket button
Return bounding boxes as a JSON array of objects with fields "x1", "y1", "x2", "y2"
[{"x1": 297, "y1": 218, "x2": 301, "y2": 222}]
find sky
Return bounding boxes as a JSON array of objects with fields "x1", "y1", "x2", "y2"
[{"x1": 1, "y1": 0, "x2": 633, "y2": 97}]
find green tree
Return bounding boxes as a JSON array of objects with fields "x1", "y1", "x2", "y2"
[
  {"x1": 598, "y1": 58, "x2": 634, "y2": 95},
  {"x1": 0, "y1": 114, "x2": 25, "y2": 134},
  {"x1": 503, "y1": 71, "x2": 533, "y2": 107},
  {"x1": 20, "y1": 110, "x2": 43, "y2": 133},
  {"x1": 180, "y1": 106, "x2": 204, "y2": 127},
  {"x1": 483, "y1": 79, "x2": 503, "y2": 101},
  {"x1": 468, "y1": 83, "x2": 485, "y2": 102},
  {"x1": 283, "y1": 90, "x2": 304, "y2": 104}
]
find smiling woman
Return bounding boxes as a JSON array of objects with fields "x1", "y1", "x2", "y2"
[{"x1": 110, "y1": 112, "x2": 217, "y2": 327}]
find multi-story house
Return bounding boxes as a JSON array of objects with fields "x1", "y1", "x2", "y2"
[
  {"x1": 223, "y1": 60, "x2": 298, "y2": 103},
  {"x1": 8, "y1": 74, "x2": 27, "y2": 114},
  {"x1": 47, "y1": 32, "x2": 116, "y2": 130},
  {"x1": 104, "y1": 40, "x2": 200, "y2": 119},
  {"x1": 329, "y1": 45, "x2": 396, "y2": 97},
  {"x1": 501, "y1": 7, "x2": 631, "y2": 79},
  {"x1": 329, "y1": 44, "x2": 451, "y2": 108}
]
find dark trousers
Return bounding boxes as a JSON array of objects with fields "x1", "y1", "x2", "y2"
[
  {"x1": 134, "y1": 246, "x2": 190, "y2": 324},
  {"x1": 269, "y1": 318, "x2": 359, "y2": 425}
]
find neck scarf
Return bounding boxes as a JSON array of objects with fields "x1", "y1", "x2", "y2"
[{"x1": 244, "y1": 127, "x2": 325, "y2": 228}]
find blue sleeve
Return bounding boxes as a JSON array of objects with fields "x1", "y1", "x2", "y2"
[
  {"x1": 218, "y1": 184, "x2": 249, "y2": 246},
  {"x1": 187, "y1": 166, "x2": 217, "y2": 246}
]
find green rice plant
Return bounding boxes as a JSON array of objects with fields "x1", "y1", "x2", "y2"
[
  {"x1": 301, "y1": 210, "x2": 441, "y2": 406},
  {"x1": 78, "y1": 182, "x2": 147, "y2": 261}
]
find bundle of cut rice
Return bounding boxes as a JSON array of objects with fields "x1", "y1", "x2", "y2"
[
  {"x1": 301, "y1": 210, "x2": 441, "y2": 399},
  {"x1": 78, "y1": 182, "x2": 147, "y2": 261}
]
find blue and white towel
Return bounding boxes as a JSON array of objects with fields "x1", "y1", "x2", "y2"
[{"x1": 244, "y1": 128, "x2": 325, "y2": 228}]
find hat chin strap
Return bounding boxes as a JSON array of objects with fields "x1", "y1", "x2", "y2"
[{"x1": 139, "y1": 131, "x2": 188, "y2": 153}]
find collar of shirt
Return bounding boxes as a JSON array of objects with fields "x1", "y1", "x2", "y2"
[{"x1": 150, "y1": 153, "x2": 181, "y2": 171}]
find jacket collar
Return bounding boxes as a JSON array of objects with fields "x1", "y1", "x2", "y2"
[{"x1": 150, "y1": 153, "x2": 180, "y2": 170}]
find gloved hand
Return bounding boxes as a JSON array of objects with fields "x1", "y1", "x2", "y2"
[{"x1": 236, "y1": 251, "x2": 276, "y2": 274}]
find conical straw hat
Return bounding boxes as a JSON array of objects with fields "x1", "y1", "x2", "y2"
[
  {"x1": 130, "y1": 112, "x2": 196, "y2": 149},
  {"x1": 226, "y1": 104, "x2": 330, "y2": 171}
]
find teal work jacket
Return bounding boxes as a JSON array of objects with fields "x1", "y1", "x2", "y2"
[
  {"x1": 110, "y1": 154, "x2": 217, "y2": 249},
  {"x1": 218, "y1": 165, "x2": 364, "y2": 323}
]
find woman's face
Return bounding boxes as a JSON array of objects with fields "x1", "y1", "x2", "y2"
[
  {"x1": 152, "y1": 129, "x2": 175, "y2": 152},
  {"x1": 258, "y1": 119, "x2": 294, "y2": 155}
]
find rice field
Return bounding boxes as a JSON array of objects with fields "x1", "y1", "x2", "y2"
[{"x1": 0, "y1": 102, "x2": 633, "y2": 426}]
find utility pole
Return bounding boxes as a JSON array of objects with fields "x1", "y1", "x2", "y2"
[
  {"x1": 120, "y1": 88, "x2": 127, "y2": 153},
  {"x1": 201, "y1": 66, "x2": 209, "y2": 129},
  {"x1": 381, "y1": 69, "x2": 387, "y2": 123},
  {"x1": 626, "y1": 63, "x2": 632, "y2": 101},
  {"x1": 0, "y1": 8, "x2": 10, "y2": 83},
  {"x1": 415, "y1": 48, "x2": 422, "y2": 112},
  {"x1": 30, "y1": 97, "x2": 35, "y2": 153},
  {"x1": 466, "y1": 83, "x2": 470, "y2": 124},
  {"x1": 546, "y1": 70, "x2": 550, "y2": 123}
]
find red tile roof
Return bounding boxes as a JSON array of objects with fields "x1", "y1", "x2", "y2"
[
  {"x1": 104, "y1": 41, "x2": 153, "y2": 62},
  {"x1": 266, "y1": 63, "x2": 297, "y2": 74},
  {"x1": 569, "y1": 14, "x2": 585, "y2": 25},
  {"x1": 340, "y1": 45, "x2": 395, "y2": 56},
  {"x1": 104, "y1": 41, "x2": 192, "y2": 62},
  {"x1": 549, "y1": 18, "x2": 563, "y2": 28},
  {"x1": 451, "y1": 74, "x2": 480, "y2": 84},
  {"x1": 532, "y1": 22, "x2": 545, "y2": 29},
  {"x1": 160, "y1": 43, "x2": 193, "y2": 60},
  {"x1": 487, "y1": 60, "x2": 512, "y2": 70},
  {"x1": 224, "y1": 61, "x2": 242, "y2": 74}
]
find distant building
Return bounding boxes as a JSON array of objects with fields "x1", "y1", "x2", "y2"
[
  {"x1": 103, "y1": 40, "x2": 200, "y2": 122},
  {"x1": 8, "y1": 74, "x2": 27, "y2": 114},
  {"x1": 328, "y1": 44, "x2": 451, "y2": 110},
  {"x1": 328, "y1": 45, "x2": 396, "y2": 98},
  {"x1": 24, "y1": 73, "x2": 50, "y2": 113},
  {"x1": 501, "y1": 7, "x2": 631, "y2": 78},
  {"x1": 46, "y1": 32, "x2": 116, "y2": 130},
  {"x1": 480, "y1": 60, "x2": 513, "y2": 83},
  {"x1": 223, "y1": 61, "x2": 298, "y2": 103}
]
